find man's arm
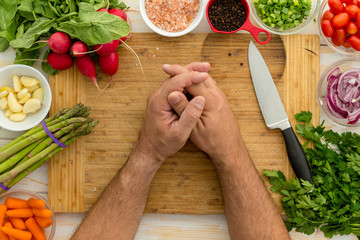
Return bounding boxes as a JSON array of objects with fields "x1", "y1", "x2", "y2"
[
  {"x1": 72, "y1": 70, "x2": 208, "y2": 239},
  {"x1": 72, "y1": 148, "x2": 161, "y2": 239},
  {"x1": 165, "y1": 63, "x2": 290, "y2": 240}
]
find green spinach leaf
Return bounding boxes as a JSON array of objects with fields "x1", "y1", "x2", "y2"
[
  {"x1": 10, "y1": 17, "x2": 55, "y2": 49},
  {"x1": 56, "y1": 12, "x2": 130, "y2": 45},
  {"x1": 0, "y1": 37, "x2": 9, "y2": 52},
  {"x1": 14, "y1": 48, "x2": 40, "y2": 66}
]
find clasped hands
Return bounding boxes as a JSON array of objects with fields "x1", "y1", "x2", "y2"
[{"x1": 135, "y1": 62, "x2": 242, "y2": 167}]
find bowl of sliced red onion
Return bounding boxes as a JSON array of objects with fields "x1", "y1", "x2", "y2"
[{"x1": 318, "y1": 58, "x2": 360, "y2": 126}]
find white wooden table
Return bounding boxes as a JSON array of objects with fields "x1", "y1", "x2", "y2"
[{"x1": 0, "y1": 1, "x2": 357, "y2": 239}]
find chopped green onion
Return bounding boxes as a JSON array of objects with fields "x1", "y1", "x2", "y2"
[{"x1": 254, "y1": 0, "x2": 312, "y2": 31}]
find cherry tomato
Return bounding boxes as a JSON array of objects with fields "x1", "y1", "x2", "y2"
[
  {"x1": 356, "y1": 11, "x2": 360, "y2": 28},
  {"x1": 323, "y1": 10, "x2": 335, "y2": 21},
  {"x1": 329, "y1": 0, "x2": 345, "y2": 13},
  {"x1": 343, "y1": 39, "x2": 352, "y2": 48},
  {"x1": 332, "y1": 12, "x2": 351, "y2": 28},
  {"x1": 342, "y1": 0, "x2": 353, "y2": 3},
  {"x1": 353, "y1": 0, "x2": 360, "y2": 7},
  {"x1": 322, "y1": 20, "x2": 335, "y2": 37},
  {"x1": 345, "y1": 4, "x2": 360, "y2": 19},
  {"x1": 346, "y1": 21, "x2": 359, "y2": 34},
  {"x1": 348, "y1": 35, "x2": 360, "y2": 50},
  {"x1": 332, "y1": 28, "x2": 347, "y2": 46}
]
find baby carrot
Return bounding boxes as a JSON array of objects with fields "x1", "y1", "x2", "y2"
[
  {"x1": 2, "y1": 218, "x2": 9, "y2": 226},
  {"x1": 6, "y1": 209, "x2": 33, "y2": 218},
  {"x1": 1, "y1": 227, "x2": 31, "y2": 240},
  {"x1": 25, "y1": 218, "x2": 45, "y2": 240},
  {"x1": 9, "y1": 218, "x2": 25, "y2": 230},
  {"x1": 26, "y1": 199, "x2": 45, "y2": 209},
  {"x1": 34, "y1": 217, "x2": 52, "y2": 229},
  {"x1": 5, "y1": 198, "x2": 29, "y2": 209},
  {"x1": 32, "y1": 209, "x2": 51, "y2": 219},
  {"x1": 0, "y1": 229, "x2": 9, "y2": 240},
  {"x1": 4, "y1": 222, "x2": 17, "y2": 240},
  {"x1": 0, "y1": 205, "x2": 7, "y2": 227}
]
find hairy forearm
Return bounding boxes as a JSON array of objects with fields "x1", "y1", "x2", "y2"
[
  {"x1": 213, "y1": 137, "x2": 290, "y2": 240},
  {"x1": 72, "y1": 148, "x2": 161, "y2": 240}
]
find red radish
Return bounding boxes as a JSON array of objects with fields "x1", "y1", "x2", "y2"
[
  {"x1": 99, "y1": 51, "x2": 119, "y2": 91},
  {"x1": 109, "y1": 8, "x2": 127, "y2": 21},
  {"x1": 75, "y1": 55, "x2": 100, "y2": 91},
  {"x1": 47, "y1": 32, "x2": 72, "y2": 54},
  {"x1": 71, "y1": 41, "x2": 88, "y2": 58},
  {"x1": 93, "y1": 40, "x2": 120, "y2": 56},
  {"x1": 97, "y1": 8, "x2": 108, "y2": 12},
  {"x1": 47, "y1": 52, "x2": 74, "y2": 70}
]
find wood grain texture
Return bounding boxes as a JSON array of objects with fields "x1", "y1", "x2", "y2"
[{"x1": 49, "y1": 33, "x2": 319, "y2": 213}]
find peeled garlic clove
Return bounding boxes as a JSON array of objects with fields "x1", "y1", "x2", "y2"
[
  {"x1": 0, "y1": 86, "x2": 15, "y2": 94},
  {"x1": 23, "y1": 99, "x2": 41, "y2": 113},
  {"x1": 18, "y1": 93, "x2": 31, "y2": 105},
  {"x1": 0, "y1": 98, "x2": 7, "y2": 110},
  {"x1": 32, "y1": 88, "x2": 44, "y2": 104},
  {"x1": 9, "y1": 112, "x2": 26, "y2": 122},
  {"x1": 17, "y1": 88, "x2": 29, "y2": 99},
  {"x1": 13, "y1": 75, "x2": 23, "y2": 92},
  {"x1": 0, "y1": 91, "x2": 8, "y2": 98},
  {"x1": 26, "y1": 84, "x2": 39, "y2": 93},
  {"x1": 5, "y1": 109, "x2": 12, "y2": 118},
  {"x1": 20, "y1": 76, "x2": 39, "y2": 88},
  {"x1": 8, "y1": 92, "x2": 23, "y2": 113}
]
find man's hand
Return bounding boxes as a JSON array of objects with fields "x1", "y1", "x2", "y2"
[
  {"x1": 163, "y1": 63, "x2": 242, "y2": 164},
  {"x1": 135, "y1": 70, "x2": 208, "y2": 164}
]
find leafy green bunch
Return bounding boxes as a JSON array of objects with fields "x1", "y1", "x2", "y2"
[
  {"x1": 264, "y1": 111, "x2": 360, "y2": 238},
  {"x1": 0, "y1": 0, "x2": 130, "y2": 73}
]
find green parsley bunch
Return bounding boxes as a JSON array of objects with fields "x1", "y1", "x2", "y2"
[{"x1": 264, "y1": 111, "x2": 360, "y2": 238}]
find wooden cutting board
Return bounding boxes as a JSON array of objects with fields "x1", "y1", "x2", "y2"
[{"x1": 48, "y1": 33, "x2": 319, "y2": 213}]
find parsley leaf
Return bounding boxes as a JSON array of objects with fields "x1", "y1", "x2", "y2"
[{"x1": 264, "y1": 112, "x2": 360, "y2": 238}]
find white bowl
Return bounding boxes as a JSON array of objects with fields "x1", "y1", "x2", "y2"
[
  {"x1": 0, "y1": 65, "x2": 51, "y2": 132},
  {"x1": 139, "y1": 0, "x2": 205, "y2": 37}
]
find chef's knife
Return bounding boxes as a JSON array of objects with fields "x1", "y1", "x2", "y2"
[{"x1": 248, "y1": 41, "x2": 313, "y2": 184}]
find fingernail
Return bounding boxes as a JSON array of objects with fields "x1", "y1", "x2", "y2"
[
  {"x1": 199, "y1": 72, "x2": 208, "y2": 78},
  {"x1": 195, "y1": 97, "x2": 205, "y2": 109},
  {"x1": 163, "y1": 64, "x2": 171, "y2": 68},
  {"x1": 169, "y1": 93, "x2": 181, "y2": 104}
]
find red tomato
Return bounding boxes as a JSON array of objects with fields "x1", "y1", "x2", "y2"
[
  {"x1": 345, "y1": 4, "x2": 360, "y2": 19},
  {"x1": 342, "y1": 0, "x2": 353, "y2": 3},
  {"x1": 346, "y1": 21, "x2": 358, "y2": 34},
  {"x1": 332, "y1": 12, "x2": 351, "y2": 27},
  {"x1": 356, "y1": 11, "x2": 360, "y2": 28},
  {"x1": 348, "y1": 35, "x2": 360, "y2": 50},
  {"x1": 332, "y1": 28, "x2": 347, "y2": 46},
  {"x1": 323, "y1": 10, "x2": 335, "y2": 21},
  {"x1": 353, "y1": 0, "x2": 360, "y2": 7},
  {"x1": 322, "y1": 20, "x2": 335, "y2": 37},
  {"x1": 343, "y1": 39, "x2": 352, "y2": 48},
  {"x1": 329, "y1": 0, "x2": 346, "y2": 13}
]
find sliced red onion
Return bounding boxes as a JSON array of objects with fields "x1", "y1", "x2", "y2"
[{"x1": 326, "y1": 68, "x2": 360, "y2": 124}]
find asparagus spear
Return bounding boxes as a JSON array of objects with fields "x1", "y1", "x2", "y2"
[
  {"x1": 14, "y1": 123, "x2": 82, "y2": 168},
  {"x1": 0, "y1": 137, "x2": 80, "y2": 193},
  {"x1": 0, "y1": 117, "x2": 90, "y2": 163},
  {"x1": 0, "y1": 141, "x2": 41, "y2": 175},
  {"x1": 0, "y1": 104, "x2": 85, "y2": 152},
  {"x1": 0, "y1": 121, "x2": 98, "y2": 183}
]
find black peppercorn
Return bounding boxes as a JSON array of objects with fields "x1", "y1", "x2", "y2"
[{"x1": 208, "y1": 0, "x2": 247, "y2": 32}]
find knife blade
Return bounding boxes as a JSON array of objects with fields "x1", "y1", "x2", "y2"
[{"x1": 248, "y1": 41, "x2": 313, "y2": 184}]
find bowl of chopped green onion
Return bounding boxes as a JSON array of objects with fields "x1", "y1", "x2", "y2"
[{"x1": 249, "y1": 0, "x2": 320, "y2": 34}]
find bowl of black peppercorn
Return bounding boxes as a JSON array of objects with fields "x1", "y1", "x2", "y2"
[{"x1": 206, "y1": 0, "x2": 271, "y2": 44}]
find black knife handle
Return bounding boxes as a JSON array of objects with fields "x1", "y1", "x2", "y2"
[{"x1": 281, "y1": 127, "x2": 313, "y2": 184}]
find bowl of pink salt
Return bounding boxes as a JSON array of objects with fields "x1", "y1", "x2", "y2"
[{"x1": 139, "y1": 0, "x2": 205, "y2": 37}]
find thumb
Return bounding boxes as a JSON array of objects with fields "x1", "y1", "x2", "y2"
[{"x1": 176, "y1": 96, "x2": 205, "y2": 134}]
